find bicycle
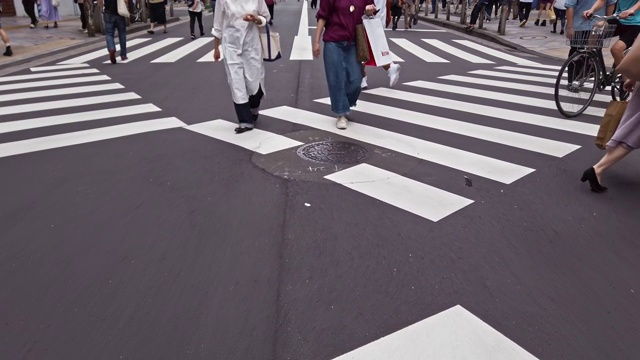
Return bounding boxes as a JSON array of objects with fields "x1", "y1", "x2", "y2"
[{"x1": 553, "y1": 14, "x2": 630, "y2": 118}]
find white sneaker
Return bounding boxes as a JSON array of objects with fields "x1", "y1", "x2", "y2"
[
  {"x1": 388, "y1": 63, "x2": 401, "y2": 87},
  {"x1": 361, "y1": 76, "x2": 368, "y2": 89},
  {"x1": 336, "y1": 116, "x2": 348, "y2": 130}
]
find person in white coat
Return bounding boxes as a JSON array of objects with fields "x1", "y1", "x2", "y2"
[
  {"x1": 361, "y1": 0, "x2": 401, "y2": 89},
  {"x1": 212, "y1": 0, "x2": 269, "y2": 134}
]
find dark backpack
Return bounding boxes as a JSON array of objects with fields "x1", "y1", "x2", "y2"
[
  {"x1": 186, "y1": 0, "x2": 195, "y2": 7},
  {"x1": 392, "y1": 0, "x2": 399, "y2": 6}
]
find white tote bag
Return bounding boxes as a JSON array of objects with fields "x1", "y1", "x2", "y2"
[
  {"x1": 117, "y1": 0, "x2": 130, "y2": 17},
  {"x1": 52, "y1": 0, "x2": 60, "y2": 7},
  {"x1": 260, "y1": 25, "x2": 282, "y2": 62},
  {"x1": 362, "y1": 16, "x2": 393, "y2": 67}
]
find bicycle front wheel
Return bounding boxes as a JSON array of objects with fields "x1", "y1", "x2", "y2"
[
  {"x1": 610, "y1": 69, "x2": 630, "y2": 101},
  {"x1": 554, "y1": 51, "x2": 599, "y2": 118}
]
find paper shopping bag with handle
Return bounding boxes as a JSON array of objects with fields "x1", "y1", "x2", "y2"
[
  {"x1": 595, "y1": 100, "x2": 628, "y2": 149},
  {"x1": 362, "y1": 16, "x2": 393, "y2": 67}
]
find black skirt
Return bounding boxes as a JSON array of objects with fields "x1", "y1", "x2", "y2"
[{"x1": 149, "y1": 2, "x2": 166, "y2": 24}]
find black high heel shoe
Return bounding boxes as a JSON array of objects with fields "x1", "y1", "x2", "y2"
[{"x1": 581, "y1": 167, "x2": 608, "y2": 193}]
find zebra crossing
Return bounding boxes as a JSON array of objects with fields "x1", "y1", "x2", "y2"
[
  {"x1": 56, "y1": 35, "x2": 547, "y2": 66},
  {"x1": 0, "y1": 63, "x2": 185, "y2": 158},
  {"x1": 0, "y1": 60, "x2": 608, "y2": 223},
  {"x1": 183, "y1": 63, "x2": 606, "y2": 223}
]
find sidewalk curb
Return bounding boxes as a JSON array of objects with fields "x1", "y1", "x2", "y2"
[
  {"x1": 418, "y1": 15, "x2": 565, "y2": 62},
  {"x1": 0, "y1": 16, "x2": 181, "y2": 72}
]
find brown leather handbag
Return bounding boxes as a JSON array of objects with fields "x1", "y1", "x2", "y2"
[{"x1": 355, "y1": 24, "x2": 370, "y2": 63}]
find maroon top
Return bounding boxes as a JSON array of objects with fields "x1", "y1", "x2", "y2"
[{"x1": 316, "y1": 0, "x2": 375, "y2": 43}]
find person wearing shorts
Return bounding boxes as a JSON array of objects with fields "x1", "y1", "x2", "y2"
[
  {"x1": 586, "y1": 0, "x2": 640, "y2": 66},
  {"x1": 0, "y1": 12, "x2": 13, "y2": 56},
  {"x1": 535, "y1": 0, "x2": 554, "y2": 26}
]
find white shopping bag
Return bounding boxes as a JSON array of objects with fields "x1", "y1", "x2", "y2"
[{"x1": 362, "y1": 16, "x2": 393, "y2": 67}]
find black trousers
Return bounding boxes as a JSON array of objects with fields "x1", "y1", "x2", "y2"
[
  {"x1": 22, "y1": 0, "x2": 38, "y2": 25},
  {"x1": 310, "y1": 0, "x2": 317, "y2": 8},
  {"x1": 518, "y1": 2, "x2": 532, "y2": 22},
  {"x1": 233, "y1": 86, "x2": 264, "y2": 126},
  {"x1": 78, "y1": 3, "x2": 87, "y2": 29},
  {"x1": 188, "y1": 11, "x2": 203, "y2": 35},
  {"x1": 552, "y1": 8, "x2": 566, "y2": 31},
  {"x1": 267, "y1": 4, "x2": 274, "y2": 20}
]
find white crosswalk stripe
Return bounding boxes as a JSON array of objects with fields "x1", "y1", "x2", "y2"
[
  {"x1": 0, "y1": 75, "x2": 111, "y2": 92},
  {"x1": 314, "y1": 98, "x2": 580, "y2": 157},
  {"x1": 0, "y1": 118, "x2": 185, "y2": 159},
  {"x1": 54, "y1": 36, "x2": 550, "y2": 66},
  {"x1": 104, "y1": 38, "x2": 183, "y2": 64},
  {"x1": 389, "y1": 38, "x2": 449, "y2": 62},
  {"x1": 422, "y1": 39, "x2": 495, "y2": 63},
  {"x1": 404, "y1": 80, "x2": 606, "y2": 117},
  {"x1": 0, "y1": 66, "x2": 185, "y2": 158},
  {"x1": 438, "y1": 74, "x2": 612, "y2": 103},
  {"x1": 325, "y1": 164, "x2": 474, "y2": 222},
  {"x1": 334, "y1": 305, "x2": 538, "y2": 359},
  {"x1": 58, "y1": 38, "x2": 152, "y2": 64},
  {"x1": 185, "y1": 120, "x2": 303, "y2": 154},
  {"x1": 261, "y1": 106, "x2": 535, "y2": 184},
  {"x1": 152, "y1": 37, "x2": 213, "y2": 63},
  {"x1": 453, "y1": 40, "x2": 542, "y2": 66},
  {"x1": 364, "y1": 87, "x2": 599, "y2": 135}
]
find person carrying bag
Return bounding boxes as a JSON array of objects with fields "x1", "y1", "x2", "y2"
[{"x1": 581, "y1": 42, "x2": 640, "y2": 193}]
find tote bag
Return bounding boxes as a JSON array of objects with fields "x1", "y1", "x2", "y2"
[
  {"x1": 362, "y1": 16, "x2": 393, "y2": 67},
  {"x1": 260, "y1": 25, "x2": 282, "y2": 62},
  {"x1": 595, "y1": 100, "x2": 628, "y2": 149},
  {"x1": 117, "y1": 0, "x2": 130, "y2": 18}
]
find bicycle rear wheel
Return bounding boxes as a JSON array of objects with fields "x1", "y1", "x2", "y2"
[{"x1": 554, "y1": 51, "x2": 599, "y2": 118}]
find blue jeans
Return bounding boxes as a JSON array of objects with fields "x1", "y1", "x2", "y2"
[
  {"x1": 323, "y1": 41, "x2": 362, "y2": 116},
  {"x1": 103, "y1": 12, "x2": 127, "y2": 57}
]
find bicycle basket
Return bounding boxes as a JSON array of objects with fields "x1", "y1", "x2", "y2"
[{"x1": 566, "y1": 22, "x2": 617, "y2": 48}]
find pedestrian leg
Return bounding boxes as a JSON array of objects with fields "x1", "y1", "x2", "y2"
[
  {"x1": 116, "y1": 15, "x2": 128, "y2": 60},
  {"x1": 189, "y1": 11, "x2": 196, "y2": 37},
  {"x1": 197, "y1": 11, "x2": 204, "y2": 36},
  {"x1": 267, "y1": 4, "x2": 274, "y2": 24},
  {"x1": 248, "y1": 85, "x2": 264, "y2": 122},
  {"x1": 22, "y1": 0, "x2": 38, "y2": 27},
  {"x1": 0, "y1": 29, "x2": 12, "y2": 56}
]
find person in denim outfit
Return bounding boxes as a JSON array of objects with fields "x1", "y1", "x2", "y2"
[
  {"x1": 313, "y1": 0, "x2": 376, "y2": 130},
  {"x1": 103, "y1": 0, "x2": 129, "y2": 64}
]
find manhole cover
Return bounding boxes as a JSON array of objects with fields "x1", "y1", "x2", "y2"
[
  {"x1": 520, "y1": 35, "x2": 547, "y2": 40},
  {"x1": 296, "y1": 141, "x2": 369, "y2": 165}
]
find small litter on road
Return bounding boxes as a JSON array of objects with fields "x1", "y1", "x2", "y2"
[{"x1": 304, "y1": 203, "x2": 311, "y2": 207}]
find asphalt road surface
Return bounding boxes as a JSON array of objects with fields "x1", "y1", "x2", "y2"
[{"x1": 1, "y1": 2, "x2": 640, "y2": 360}]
